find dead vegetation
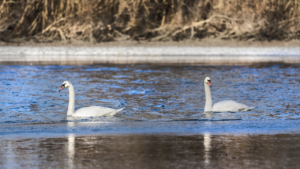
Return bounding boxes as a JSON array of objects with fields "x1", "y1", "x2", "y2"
[{"x1": 1, "y1": 0, "x2": 300, "y2": 43}]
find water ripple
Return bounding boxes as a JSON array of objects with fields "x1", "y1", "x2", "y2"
[{"x1": 0, "y1": 64, "x2": 299, "y2": 124}]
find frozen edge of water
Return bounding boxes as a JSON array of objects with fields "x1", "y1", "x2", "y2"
[
  {"x1": 1, "y1": 46, "x2": 300, "y2": 56},
  {"x1": 1, "y1": 46, "x2": 300, "y2": 65}
]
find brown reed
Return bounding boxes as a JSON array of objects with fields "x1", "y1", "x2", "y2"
[{"x1": 0, "y1": 0, "x2": 300, "y2": 43}]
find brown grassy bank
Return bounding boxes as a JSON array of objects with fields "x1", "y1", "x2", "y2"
[{"x1": 1, "y1": 0, "x2": 300, "y2": 44}]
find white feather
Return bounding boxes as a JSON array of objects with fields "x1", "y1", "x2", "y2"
[
  {"x1": 203, "y1": 77, "x2": 255, "y2": 112},
  {"x1": 61, "y1": 81, "x2": 124, "y2": 117}
]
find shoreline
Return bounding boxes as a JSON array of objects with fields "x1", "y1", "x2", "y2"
[{"x1": 1, "y1": 45, "x2": 300, "y2": 65}]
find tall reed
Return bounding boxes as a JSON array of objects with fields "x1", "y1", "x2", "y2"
[{"x1": 0, "y1": 0, "x2": 299, "y2": 42}]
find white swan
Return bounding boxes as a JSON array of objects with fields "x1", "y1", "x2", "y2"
[
  {"x1": 59, "y1": 81, "x2": 124, "y2": 117},
  {"x1": 204, "y1": 77, "x2": 255, "y2": 112}
]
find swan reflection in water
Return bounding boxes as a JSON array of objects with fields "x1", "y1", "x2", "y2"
[
  {"x1": 66, "y1": 116, "x2": 116, "y2": 168},
  {"x1": 67, "y1": 118, "x2": 75, "y2": 168},
  {"x1": 203, "y1": 133, "x2": 211, "y2": 168},
  {"x1": 67, "y1": 133, "x2": 75, "y2": 169},
  {"x1": 5, "y1": 140, "x2": 16, "y2": 168},
  {"x1": 204, "y1": 111, "x2": 213, "y2": 119}
]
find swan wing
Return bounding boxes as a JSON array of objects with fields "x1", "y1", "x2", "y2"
[
  {"x1": 74, "y1": 106, "x2": 124, "y2": 117},
  {"x1": 212, "y1": 100, "x2": 249, "y2": 112}
]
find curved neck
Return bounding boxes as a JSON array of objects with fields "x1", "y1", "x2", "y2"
[
  {"x1": 67, "y1": 85, "x2": 75, "y2": 116},
  {"x1": 204, "y1": 82, "x2": 213, "y2": 112}
]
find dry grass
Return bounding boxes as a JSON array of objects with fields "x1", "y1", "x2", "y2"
[{"x1": 0, "y1": 0, "x2": 300, "y2": 43}]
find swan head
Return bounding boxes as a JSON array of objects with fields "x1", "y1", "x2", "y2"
[
  {"x1": 204, "y1": 77, "x2": 212, "y2": 87},
  {"x1": 59, "y1": 81, "x2": 72, "y2": 92}
]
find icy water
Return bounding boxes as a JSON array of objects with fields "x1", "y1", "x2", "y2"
[{"x1": 1, "y1": 64, "x2": 300, "y2": 168}]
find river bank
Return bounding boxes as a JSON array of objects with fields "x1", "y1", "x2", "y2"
[{"x1": 2, "y1": 38, "x2": 300, "y2": 47}]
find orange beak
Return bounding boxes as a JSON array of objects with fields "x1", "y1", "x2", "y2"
[
  {"x1": 208, "y1": 81, "x2": 212, "y2": 87},
  {"x1": 59, "y1": 85, "x2": 65, "y2": 92}
]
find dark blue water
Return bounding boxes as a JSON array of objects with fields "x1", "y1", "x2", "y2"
[
  {"x1": 1, "y1": 133, "x2": 300, "y2": 169},
  {"x1": 0, "y1": 65, "x2": 299, "y2": 135}
]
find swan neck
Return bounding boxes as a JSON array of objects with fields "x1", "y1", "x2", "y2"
[
  {"x1": 204, "y1": 83, "x2": 213, "y2": 112},
  {"x1": 67, "y1": 85, "x2": 75, "y2": 116}
]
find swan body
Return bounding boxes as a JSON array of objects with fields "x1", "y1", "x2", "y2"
[
  {"x1": 212, "y1": 100, "x2": 250, "y2": 112},
  {"x1": 59, "y1": 81, "x2": 124, "y2": 117},
  {"x1": 204, "y1": 77, "x2": 255, "y2": 112},
  {"x1": 74, "y1": 106, "x2": 124, "y2": 117}
]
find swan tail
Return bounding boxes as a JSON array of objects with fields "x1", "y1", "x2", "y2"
[
  {"x1": 116, "y1": 107, "x2": 125, "y2": 113},
  {"x1": 107, "y1": 108, "x2": 125, "y2": 116},
  {"x1": 248, "y1": 106, "x2": 257, "y2": 110},
  {"x1": 239, "y1": 106, "x2": 257, "y2": 111}
]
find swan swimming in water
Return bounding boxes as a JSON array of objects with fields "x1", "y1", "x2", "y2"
[
  {"x1": 204, "y1": 77, "x2": 255, "y2": 112},
  {"x1": 59, "y1": 81, "x2": 124, "y2": 117}
]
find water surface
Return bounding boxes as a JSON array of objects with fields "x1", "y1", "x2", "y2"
[
  {"x1": 1, "y1": 133, "x2": 300, "y2": 168},
  {"x1": 1, "y1": 64, "x2": 300, "y2": 168},
  {"x1": 1, "y1": 64, "x2": 299, "y2": 125}
]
